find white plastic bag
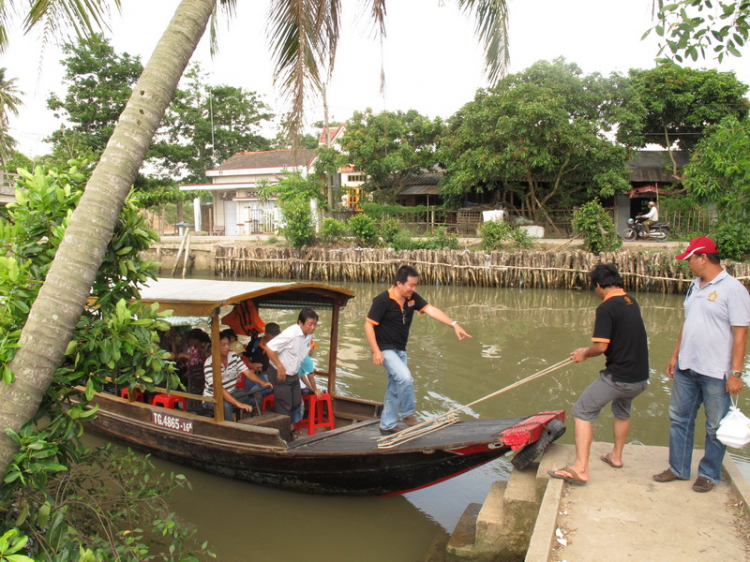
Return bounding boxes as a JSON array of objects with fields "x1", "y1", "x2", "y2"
[{"x1": 717, "y1": 396, "x2": 750, "y2": 449}]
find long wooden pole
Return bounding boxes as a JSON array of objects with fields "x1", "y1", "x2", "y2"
[
  {"x1": 181, "y1": 232, "x2": 191, "y2": 278},
  {"x1": 171, "y1": 230, "x2": 188, "y2": 276},
  {"x1": 210, "y1": 313, "x2": 224, "y2": 422},
  {"x1": 328, "y1": 297, "x2": 341, "y2": 394}
]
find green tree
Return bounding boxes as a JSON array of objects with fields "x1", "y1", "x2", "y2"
[
  {"x1": 149, "y1": 63, "x2": 273, "y2": 184},
  {"x1": 683, "y1": 115, "x2": 750, "y2": 218},
  {"x1": 313, "y1": 144, "x2": 347, "y2": 208},
  {"x1": 0, "y1": 68, "x2": 22, "y2": 166},
  {"x1": 626, "y1": 64, "x2": 749, "y2": 153},
  {"x1": 46, "y1": 34, "x2": 144, "y2": 158},
  {"x1": 440, "y1": 59, "x2": 633, "y2": 225},
  {"x1": 648, "y1": 0, "x2": 750, "y2": 63},
  {"x1": 341, "y1": 108, "x2": 445, "y2": 193},
  {"x1": 0, "y1": 161, "x2": 212, "y2": 558},
  {"x1": 571, "y1": 199, "x2": 622, "y2": 254},
  {"x1": 0, "y1": 0, "x2": 513, "y2": 479}
]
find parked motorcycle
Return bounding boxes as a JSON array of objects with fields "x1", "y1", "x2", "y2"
[{"x1": 621, "y1": 217, "x2": 671, "y2": 241}]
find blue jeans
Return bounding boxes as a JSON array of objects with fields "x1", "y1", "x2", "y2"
[
  {"x1": 668, "y1": 367, "x2": 731, "y2": 483},
  {"x1": 380, "y1": 349, "x2": 415, "y2": 430}
]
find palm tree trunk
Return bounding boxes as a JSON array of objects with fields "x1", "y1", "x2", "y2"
[{"x1": 0, "y1": 0, "x2": 216, "y2": 475}]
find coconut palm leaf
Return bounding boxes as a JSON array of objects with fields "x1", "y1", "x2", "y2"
[
  {"x1": 22, "y1": 0, "x2": 119, "y2": 47},
  {"x1": 457, "y1": 0, "x2": 510, "y2": 83}
]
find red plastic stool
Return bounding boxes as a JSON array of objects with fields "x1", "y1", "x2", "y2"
[
  {"x1": 295, "y1": 393, "x2": 334, "y2": 436},
  {"x1": 120, "y1": 388, "x2": 144, "y2": 402},
  {"x1": 151, "y1": 393, "x2": 187, "y2": 410},
  {"x1": 262, "y1": 394, "x2": 275, "y2": 411}
]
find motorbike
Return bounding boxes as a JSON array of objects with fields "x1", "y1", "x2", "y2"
[{"x1": 621, "y1": 217, "x2": 671, "y2": 241}]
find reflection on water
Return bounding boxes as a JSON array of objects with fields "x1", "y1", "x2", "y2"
[{"x1": 101, "y1": 281, "x2": 750, "y2": 561}]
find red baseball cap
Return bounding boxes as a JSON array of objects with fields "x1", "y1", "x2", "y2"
[{"x1": 675, "y1": 236, "x2": 719, "y2": 260}]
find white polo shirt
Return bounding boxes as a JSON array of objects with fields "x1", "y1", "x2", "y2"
[
  {"x1": 678, "y1": 269, "x2": 750, "y2": 379},
  {"x1": 266, "y1": 323, "x2": 311, "y2": 376}
]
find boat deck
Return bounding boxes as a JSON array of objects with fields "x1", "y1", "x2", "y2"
[{"x1": 288, "y1": 418, "x2": 526, "y2": 454}]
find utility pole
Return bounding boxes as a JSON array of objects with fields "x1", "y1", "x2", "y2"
[{"x1": 323, "y1": 86, "x2": 334, "y2": 210}]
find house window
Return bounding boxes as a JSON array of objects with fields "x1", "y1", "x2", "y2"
[{"x1": 347, "y1": 174, "x2": 365, "y2": 183}]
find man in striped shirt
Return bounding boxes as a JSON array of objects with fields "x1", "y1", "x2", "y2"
[{"x1": 203, "y1": 329, "x2": 273, "y2": 421}]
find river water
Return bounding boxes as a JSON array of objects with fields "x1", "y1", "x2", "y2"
[{"x1": 106, "y1": 280, "x2": 750, "y2": 561}]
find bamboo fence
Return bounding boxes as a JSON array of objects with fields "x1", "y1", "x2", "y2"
[{"x1": 211, "y1": 246, "x2": 750, "y2": 293}]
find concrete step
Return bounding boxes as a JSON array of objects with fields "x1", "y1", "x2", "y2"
[
  {"x1": 476, "y1": 463, "x2": 540, "y2": 557},
  {"x1": 445, "y1": 502, "x2": 483, "y2": 561}
]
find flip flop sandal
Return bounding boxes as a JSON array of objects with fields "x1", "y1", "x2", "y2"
[
  {"x1": 600, "y1": 455, "x2": 623, "y2": 469},
  {"x1": 547, "y1": 467, "x2": 587, "y2": 485}
]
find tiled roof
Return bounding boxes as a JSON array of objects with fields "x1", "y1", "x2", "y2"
[
  {"x1": 318, "y1": 124, "x2": 346, "y2": 145},
  {"x1": 217, "y1": 149, "x2": 317, "y2": 171},
  {"x1": 626, "y1": 151, "x2": 688, "y2": 182}
]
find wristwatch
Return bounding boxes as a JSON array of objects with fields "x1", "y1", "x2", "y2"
[
  {"x1": 451, "y1": 320, "x2": 459, "y2": 326},
  {"x1": 729, "y1": 371, "x2": 743, "y2": 378}
]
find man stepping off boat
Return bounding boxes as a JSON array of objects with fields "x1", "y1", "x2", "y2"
[{"x1": 365, "y1": 265, "x2": 472, "y2": 435}]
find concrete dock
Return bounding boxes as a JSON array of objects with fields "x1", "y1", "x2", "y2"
[
  {"x1": 530, "y1": 442, "x2": 750, "y2": 562},
  {"x1": 440, "y1": 442, "x2": 750, "y2": 562}
]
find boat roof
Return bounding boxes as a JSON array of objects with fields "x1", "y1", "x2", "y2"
[{"x1": 138, "y1": 278, "x2": 355, "y2": 317}]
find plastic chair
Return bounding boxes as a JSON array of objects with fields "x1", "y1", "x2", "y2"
[
  {"x1": 262, "y1": 394, "x2": 275, "y2": 411},
  {"x1": 120, "y1": 388, "x2": 144, "y2": 402},
  {"x1": 151, "y1": 393, "x2": 187, "y2": 410},
  {"x1": 295, "y1": 393, "x2": 334, "y2": 436}
]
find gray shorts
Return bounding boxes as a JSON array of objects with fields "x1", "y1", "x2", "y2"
[{"x1": 571, "y1": 371, "x2": 648, "y2": 421}]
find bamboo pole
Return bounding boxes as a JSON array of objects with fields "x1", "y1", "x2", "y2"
[{"x1": 181, "y1": 232, "x2": 191, "y2": 278}]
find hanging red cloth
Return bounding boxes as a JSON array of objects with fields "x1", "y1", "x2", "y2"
[{"x1": 221, "y1": 300, "x2": 266, "y2": 337}]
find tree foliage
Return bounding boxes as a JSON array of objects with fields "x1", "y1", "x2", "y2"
[
  {"x1": 340, "y1": 109, "x2": 445, "y2": 191},
  {"x1": 0, "y1": 160, "x2": 210, "y2": 558},
  {"x1": 648, "y1": 0, "x2": 750, "y2": 63},
  {"x1": 46, "y1": 34, "x2": 143, "y2": 159},
  {"x1": 149, "y1": 63, "x2": 273, "y2": 184},
  {"x1": 570, "y1": 199, "x2": 622, "y2": 254},
  {"x1": 348, "y1": 213, "x2": 379, "y2": 246},
  {"x1": 684, "y1": 115, "x2": 750, "y2": 213},
  {"x1": 440, "y1": 59, "x2": 633, "y2": 221},
  {"x1": 626, "y1": 64, "x2": 749, "y2": 151},
  {"x1": 0, "y1": 68, "x2": 22, "y2": 166}
]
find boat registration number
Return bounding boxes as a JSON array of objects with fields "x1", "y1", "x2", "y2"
[{"x1": 151, "y1": 411, "x2": 194, "y2": 434}]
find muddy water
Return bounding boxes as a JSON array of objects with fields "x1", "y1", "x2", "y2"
[{"x1": 104, "y1": 282, "x2": 750, "y2": 561}]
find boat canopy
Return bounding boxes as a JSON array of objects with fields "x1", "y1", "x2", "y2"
[{"x1": 138, "y1": 278, "x2": 355, "y2": 318}]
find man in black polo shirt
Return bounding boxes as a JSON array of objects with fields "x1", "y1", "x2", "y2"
[
  {"x1": 365, "y1": 265, "x2": 472, "y2": 434},
  {"x1": 548, "y1": 264, "x2": 649, "y2": 485}
]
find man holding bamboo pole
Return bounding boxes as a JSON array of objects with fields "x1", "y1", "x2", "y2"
[
  {"x1": 548, "y1": 264, "x2": 649, "y2": 485},
  {"x1": 365, "y1": 265, "x2": 472, "y2": 435}
]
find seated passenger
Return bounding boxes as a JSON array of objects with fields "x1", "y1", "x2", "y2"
[
  {"x1": 203, "y1": 332, "x2": 273, "y2": 421},
  {"x1": 178, "y1": 328, "x2": 208, "y2": 372},
  {"x1": 242, "y1": 323, "x2": 280, "y2": 396}
]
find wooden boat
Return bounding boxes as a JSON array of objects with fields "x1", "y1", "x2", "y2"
[{"x1": 84, "y1": 278, "x2": 566, "y2": 496}]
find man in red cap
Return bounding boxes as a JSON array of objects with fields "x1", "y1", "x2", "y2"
[{"x1": 653, "y1": 236, "x2": 750, "y2": 492}]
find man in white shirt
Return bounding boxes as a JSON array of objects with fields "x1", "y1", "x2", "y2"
[
  {"x1": 638, "y1": 201, "x2": 658, "y2": 233},
  {"x1": 265, "y1": 308, "x2": 319, "y2": 434}
]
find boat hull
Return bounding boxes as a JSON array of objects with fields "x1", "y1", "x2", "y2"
[{"x1": 85, "y1": 393, "x2": 565, "y2": 496}]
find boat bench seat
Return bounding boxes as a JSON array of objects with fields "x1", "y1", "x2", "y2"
[{"x1": 239, "y1": 411, "x2": 290, "y2": 438}]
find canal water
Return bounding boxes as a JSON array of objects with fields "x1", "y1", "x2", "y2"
[{"x1": 112, "y1": 281, "x2": 750, "y2": 561}]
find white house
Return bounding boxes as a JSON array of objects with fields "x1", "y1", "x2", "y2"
[
  {"x1": 181, "y1": 125, "x2": 367, "y2": 235},
  {"x1": 180, "y1": 148, "x2": 317, "y2": 236}
]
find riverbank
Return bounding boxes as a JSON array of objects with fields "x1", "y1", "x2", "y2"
[{"x1": 144, "y1": 236, "x2": 747, "y2": 293}]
